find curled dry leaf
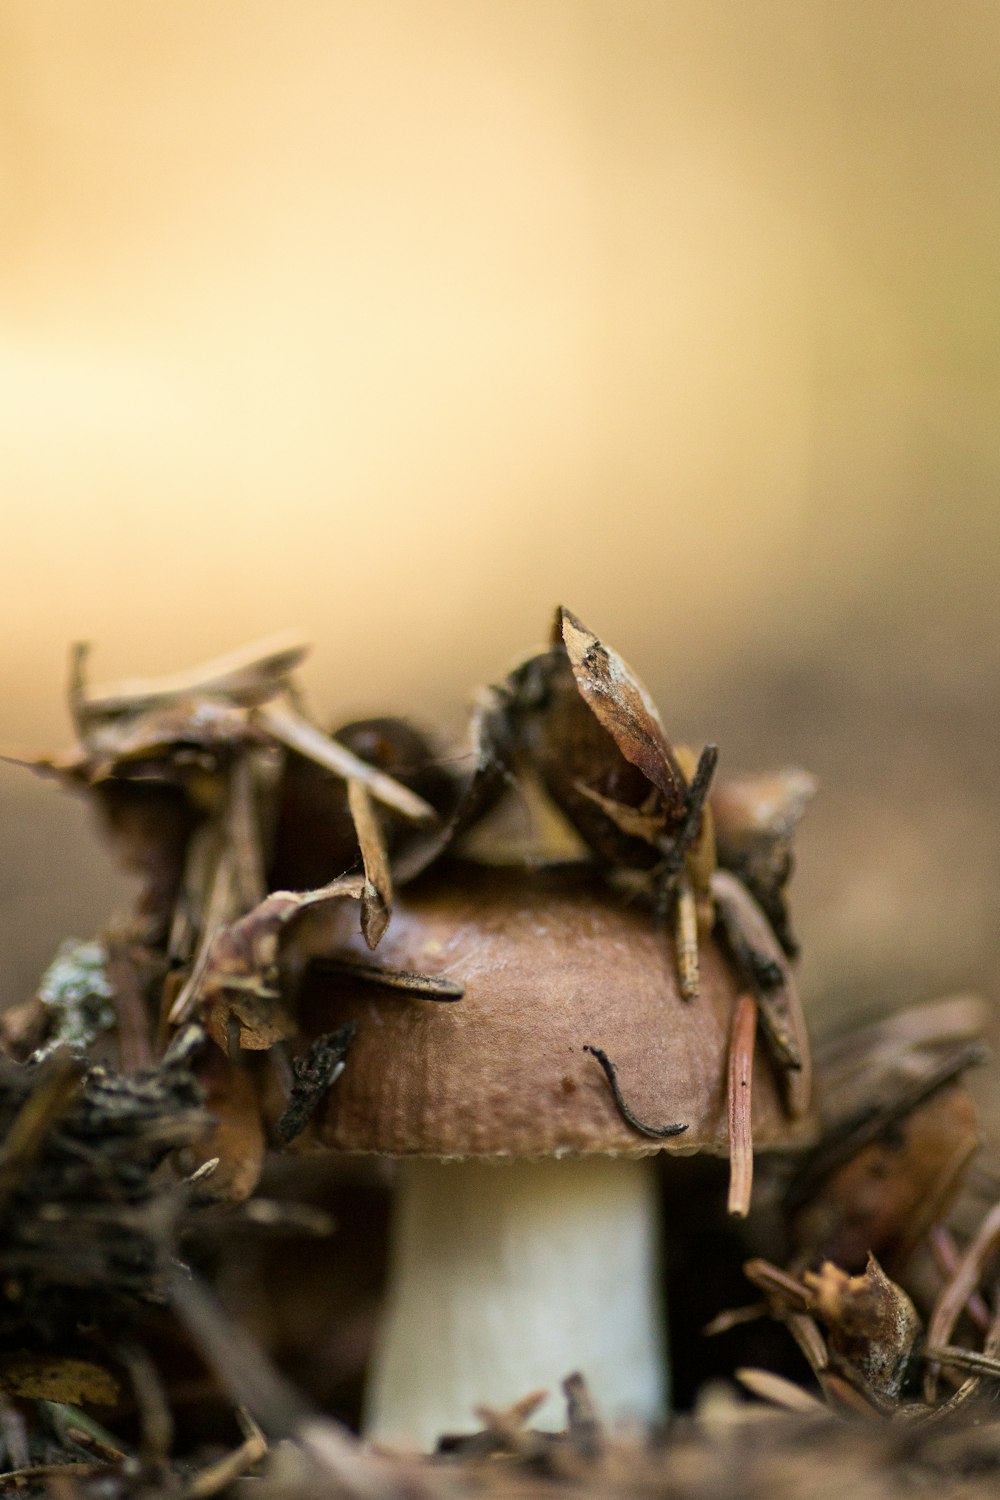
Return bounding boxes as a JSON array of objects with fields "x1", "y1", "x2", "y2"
[
  {"x1": 274, "y1": 1023, "x2": 356, "y2": 1144},
  {"x1": 189, "y1": 877, "x2": 363, "y2": 1048},
  {"x1": 80, "y1": 700, "x2": 265, "y2": 785},
  {"x1": 804, "y1": 1256, "x2": 920, "y2": 1402},
  {"x1": 558, "y1": 607, "x2": 687, "y2": 807},
  {"x1": 742, "y1": 1256, "x2": 915, "y2": 1413},
  {"x1": 501, "y1": 647, "x2": 665, "y2": 869},
  {"x1": 8, "y1": 637, "x2": 438, "y2": 976}
]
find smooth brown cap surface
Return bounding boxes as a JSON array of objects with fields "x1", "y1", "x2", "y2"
[{"x1": 298, "y1": 863, "x2": 814, "y2": 1159}]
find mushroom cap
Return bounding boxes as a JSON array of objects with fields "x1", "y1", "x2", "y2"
[{"x1": 298, "y1": 863, "x2": 814, "y2": 1159}]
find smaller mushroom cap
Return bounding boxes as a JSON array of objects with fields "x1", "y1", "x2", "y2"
[{"x1": 298, "y1": 864, "x2": 814, "y2": 1159}]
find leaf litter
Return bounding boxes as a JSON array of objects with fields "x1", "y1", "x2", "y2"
[{"x1": 0, "y1": 616, "x2": 998, "y2": 1496}]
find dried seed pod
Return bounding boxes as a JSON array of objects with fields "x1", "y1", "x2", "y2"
[{"x1": 804, "y1": 1256, "x2": 920, "y2": 1402}]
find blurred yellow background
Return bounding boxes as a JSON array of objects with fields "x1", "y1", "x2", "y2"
[{"x1": 1, "y1": 2, "x2": 998, "y2": 1022}]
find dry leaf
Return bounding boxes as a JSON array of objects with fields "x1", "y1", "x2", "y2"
[
  {"x1": 193, "y1": 878, "x2": 364, "y2": 1047},
  {"x1": 0, "y1": 1352, "x2": 119, "y2": 1407}
]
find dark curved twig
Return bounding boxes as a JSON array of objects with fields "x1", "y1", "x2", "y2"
[{"x1": 582, "y1": 1046, "x2": 688, "y2": 1139}]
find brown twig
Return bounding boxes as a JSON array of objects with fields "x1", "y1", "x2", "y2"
[
  {"x1": 582, "y1": 1047, "x2": 687, "y2": 1139},
  {"x1": 185, "y1": 1409, "x2": 267, "y2": 1498},
  {"x1": 743, "y1": 1259, "x2": 830, "y2": 1379}
]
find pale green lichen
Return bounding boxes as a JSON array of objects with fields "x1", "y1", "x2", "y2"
[{"x1": 35, "y1": 940, "x2": 116, "y2": 1058}]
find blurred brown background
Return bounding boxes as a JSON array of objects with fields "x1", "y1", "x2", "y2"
[{"x1": 1, "y1": 1, "x2": 998, "y2": 1031}]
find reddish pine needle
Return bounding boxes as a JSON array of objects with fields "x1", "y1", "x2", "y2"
[
  {"x1": 926, "y1": 1199, "x2": 1000, "y2": 1402},
  {"x1": 929, "y1": 1224, "x2": 992, "y2": 1335},
  {"x1": 727, "y1": 993, "x2": 758, "y2": 1217}
]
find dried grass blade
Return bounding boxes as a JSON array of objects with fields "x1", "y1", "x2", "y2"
[
  {"x1": 310, "y1": 958, "x2": 463, "y2": 1001},
  {"x1": 743, "y1": 1259, "x2": 813, "y2": 1312},
  {"x1": 675, "y1": 876, "x2": 700, "y2": 1000},
  {"x1": 347, "y1": 778, "x2": 392, "y2": 949},
  {"x1": 259, "y1": 703, "x2": 435, "y2": 823},
  {"x1": 743, "y1": 1260, "x2": 830, "y2": 1378},
  {"x1": 735, "y1": 1368, "x2": 825, "y2": 1413},
  {"x1": 167, "y1": 849, "x2": 236, "y2": 1026},
  {"x1": 83, "y1": 633, "x2": 311, "y2": 716},
  {"x1": 926, "y1": 1345, "x2": 1000, "y2": 1381}
]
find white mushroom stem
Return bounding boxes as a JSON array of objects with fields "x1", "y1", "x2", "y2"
[{"x1": 364, "y1": 1155, "x2": 668, "y2": 1451}]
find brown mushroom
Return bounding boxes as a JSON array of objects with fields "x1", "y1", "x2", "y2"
[{"x1": 295, "y1": 862, "x2": 814, "y2": 1448}]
